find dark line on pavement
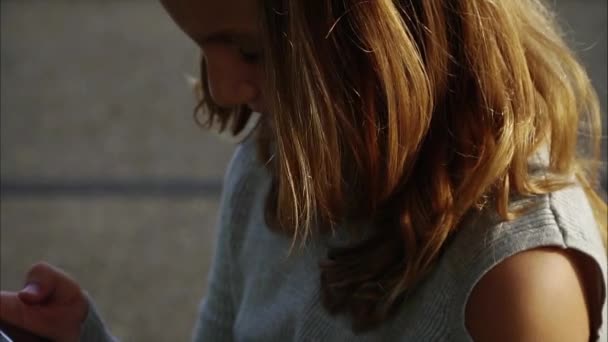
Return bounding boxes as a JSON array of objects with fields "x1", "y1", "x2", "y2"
[{"x1": 0, "y1": 179, "x2": 223, "y2": 198}]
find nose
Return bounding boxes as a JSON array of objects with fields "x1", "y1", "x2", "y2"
[{"x1": 203, "y1": 50, "x2": 260, "y2": 108}]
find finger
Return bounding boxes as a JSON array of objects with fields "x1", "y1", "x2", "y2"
[
  {"x1": 0, "y1": 291, "x2": 57, "y2": 340},
  {"x1": 0, "y1": 291, "x2": 25, "y2": 329},
  {"x1": 17, "y1": 262, "x2": 60, "y2": 305},
  {"x1": 18, "y1": 283, "x2": 48, "y2": 305},
  {"x1": 22, "y1": 262, "x2": 77, "y2": 301},
  {"x1": 24, "y1": 262, "x2": 59, "y2": 288}
]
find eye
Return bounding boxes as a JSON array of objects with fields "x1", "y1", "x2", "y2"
[{"x1": 237, "y1": 45, "x2": 262, "y2": 64}]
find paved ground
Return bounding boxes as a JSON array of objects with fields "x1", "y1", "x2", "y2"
[
  {"x1": 1, "y1": 2, "x2": 234, "y2": 341},
  {"x1": 0, "y1": 1, "x2": 606, "y2": 341}
]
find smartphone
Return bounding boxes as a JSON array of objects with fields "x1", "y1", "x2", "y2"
[{"x1": 0, "y1": 321, "x2": 50, "y2": 342}]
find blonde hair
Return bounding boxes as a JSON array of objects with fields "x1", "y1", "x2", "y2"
[{"x1": 195, "y1": 0, "x2": 606, "y2": 330}]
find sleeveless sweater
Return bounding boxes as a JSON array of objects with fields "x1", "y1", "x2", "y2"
[{"x1": 81, "y1": 133, "x2": 607, "y2": 341}]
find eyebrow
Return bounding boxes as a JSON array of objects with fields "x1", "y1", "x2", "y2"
[{"x1": 198, "y1": 29, "x2": 258, "y2": 46}]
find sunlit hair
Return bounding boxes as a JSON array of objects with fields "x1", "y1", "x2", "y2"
[{"x1": 194, "y1": 0, "x2": 607, "y2": 331}]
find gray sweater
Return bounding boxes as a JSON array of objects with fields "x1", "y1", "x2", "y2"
[{"x1": 81, "y1": 134, "x2": 607, "y2": 341}]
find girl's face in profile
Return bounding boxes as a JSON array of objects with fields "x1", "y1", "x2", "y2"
[{"x1": 161, "y1": 0, "x2": 267, "y2": 114}]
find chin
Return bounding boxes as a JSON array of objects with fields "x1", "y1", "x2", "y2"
[{"x1": 247, "y1": 102, "x2": 266, "y2": 114}]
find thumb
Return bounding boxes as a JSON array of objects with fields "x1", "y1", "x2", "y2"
[
  {"x1": 18, "y1": 282, "x2": 51, "y2": 305},
  {"x1": 19, "y1": 262, "x2": 69, "y2": 304}
]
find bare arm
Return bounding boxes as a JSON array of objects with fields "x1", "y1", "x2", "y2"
[{"x1": 465, "y1": 247, "x2": 596, "y2": 342}]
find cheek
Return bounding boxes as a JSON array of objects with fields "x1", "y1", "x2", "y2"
[
  {"x1": 204, "y1": 49, "x2": 238, "y2": 104},
  {"x1": 203, "y1": 47, "x2": 264, "y2": 107}
]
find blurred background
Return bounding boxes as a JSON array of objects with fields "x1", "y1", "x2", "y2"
[{"x1": 0, "y1": 1, "x2": 606, "y2": 341}]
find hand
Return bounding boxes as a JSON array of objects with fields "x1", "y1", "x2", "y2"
[{"x1": 0, "y1": 262, "x2": 88, "y2": 342}]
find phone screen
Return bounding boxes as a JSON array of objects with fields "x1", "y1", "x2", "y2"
[
  {"x1": 0, "y1": 328, "x2": 13, "y2": 342},
  {"x1": 0, "y1": 321, "x2": 50, "y2": 342}
]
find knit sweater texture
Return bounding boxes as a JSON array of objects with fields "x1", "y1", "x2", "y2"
[{"x1": 81, "y1": 134, "x2": 607, "y2": 341}]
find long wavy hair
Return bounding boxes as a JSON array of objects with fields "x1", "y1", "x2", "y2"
[{"x1": 194, "y1": 0, "x2": 607, "y2": 331}]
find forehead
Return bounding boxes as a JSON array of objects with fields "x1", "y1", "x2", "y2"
[{"x1": 160, "y1": 0, "x2": 260, "y2": 39}]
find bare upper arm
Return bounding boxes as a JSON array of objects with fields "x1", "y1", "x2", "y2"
[{"x1": 465, "y1": 247, "x2": 596, "y2": 342}]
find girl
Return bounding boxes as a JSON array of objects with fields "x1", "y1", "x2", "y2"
[{"x1": 1, "y1": 0, "x2": 606, "y2": 340}]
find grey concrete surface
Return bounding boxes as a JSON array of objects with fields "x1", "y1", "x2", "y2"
[
  {"x1": 1, "y1": 2, "x2": 233, "y2": 341},
  {"x1": 555, "y1": 0, "x2": 608, "y2": 114},
  {"x1": 0, "y1": 1, "x2": 606, "y2": 341},
  {"x1": 0, "y1": 1, "x2": 234, "y2": 180},
  {"x1": 1, "y1": 198, "x2": 220, "y2": 341}
]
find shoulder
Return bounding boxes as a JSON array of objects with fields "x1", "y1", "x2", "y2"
[
  {"x1": 465, "y1": 247, "x2": 593, "y2": 341},
  {"x1": 435, "y1": 185, "x2": 607, "y2": 340},
  {"x1": 446, "y1": 184, "x2": 605, "y2": 273}
]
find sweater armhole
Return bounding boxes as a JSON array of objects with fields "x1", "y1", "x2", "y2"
[
  {"x1": 463, "y1": 247, "x2": 605, "y2": 341},
  {"x1": 569, "y1": 248, "x2": 606, "y2": 341},
  {"x1": 448, "y1": 229, "x2": 607, "y2": 341}
]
